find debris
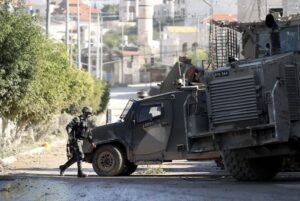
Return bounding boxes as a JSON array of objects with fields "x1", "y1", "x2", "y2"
[
  {"x1": 42, "y1": 142, "x2": 50, "y2": 149},
  {"x1": 79, "y1": 193, "x2": 86, "y2": 197}
]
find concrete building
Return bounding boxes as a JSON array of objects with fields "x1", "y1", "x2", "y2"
[
  {"x1": 119, "y1": 0, "x2": 139, "y2": 22},
  {"x1": 283, "y1": 0, "x2": 300, "y2": 16},
  {"x1": 161, "y1": 26, "x2": 198, "y2": 66},
  {"x1": 119, "y1": 0, "x2": 163, "y2": 22},
  {"x1": 52, "y1": 0, "x2": 100, "y2": 44},
  {"x1": 119, "y1": 46, "x2": 141, "y2": 84},
  {"x1": 238, "y1": 0, "x2": 300, "y2": 22}
]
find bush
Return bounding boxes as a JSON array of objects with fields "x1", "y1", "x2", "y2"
[{"x1": 0, "y1": 10, "x2": 110, "y2": 144}]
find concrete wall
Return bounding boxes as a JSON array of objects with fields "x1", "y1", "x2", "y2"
[
  {"x1": 238, "y1": 0, "x2": 300, "y2": 22},
  {"x1": 238, "y1": 0, "x2": 282, "y2": 22},
  {"x1": 283, "y1": 0, "x2": 300, "y2": 16}
]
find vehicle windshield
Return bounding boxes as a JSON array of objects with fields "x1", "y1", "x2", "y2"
[
  {"x1": 256, "y1": 25, "x2": 299, "y2": 57},
  {"x1": 120, "y1": 99, "x2": 135, "y2": 119},
  {"x1": 280, "y1": 26, "x2": 299, "y2": 53}
]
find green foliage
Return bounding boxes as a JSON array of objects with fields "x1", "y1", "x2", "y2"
[
  {"x1": 186, "y1": 49, "x2": 208, "y2": 66},
  {"x1": 0, "y1": 10, "x2": 110, "y2": 130},
  {"x1": 124, "y1": 26, "x2": 137, "y2": 44},
  {"x1": 103, "y1": 30, "x2": 121, "y2": 49},
  {"x1": 0, "y1": 11, "x2": 42, "y2": 123},
  {"x1": 64, "y1": 70, "x2": 110, "y2": 115},
  {"x1": 101, "y1": 4, "x2": 119, "y2": 17},
  {"x1": 97, "y1": 80, "x2": 110, "y2": 114}
]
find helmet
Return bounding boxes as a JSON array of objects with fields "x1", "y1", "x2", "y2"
[{"x1": 82, "y1": 106, "x2": 93, "y2": 114}]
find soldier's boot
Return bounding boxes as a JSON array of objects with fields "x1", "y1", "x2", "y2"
[
  {"x1": 59, "y1": 158, "x2": 75, "y2": 176},
  {"x1": 77, "y1": 161, "x2": 87, "y2": 178},
  {"x1": 59, "y1": 165, "x2": 65, "y2": 176}
]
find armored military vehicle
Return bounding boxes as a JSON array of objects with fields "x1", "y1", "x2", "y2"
[{"x1": 83, "y1": 14, "x2": 300, "y2": 180}]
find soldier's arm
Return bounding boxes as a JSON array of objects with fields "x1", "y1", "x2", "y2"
[
  {"x1": 87, "y1": 130, "x2": 94, "y2": 144},
  {"x1": 66, "y1": 117, "x2": 80, "y2": 139}
]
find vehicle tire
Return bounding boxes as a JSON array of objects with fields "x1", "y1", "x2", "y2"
[
  {"x1": 92, "y1": 145, "x2": 125, "y2": 176},
  {"x1": 222, "y1": 150, "x2": 282, "y2": 181},
  {"x1": 121, "y1": 162, "x2": 138, "y2": 176}
]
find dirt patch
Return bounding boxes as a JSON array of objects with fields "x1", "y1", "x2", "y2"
[{"x1": 0, "y1": 161, "x2": 4, "y2": 175}]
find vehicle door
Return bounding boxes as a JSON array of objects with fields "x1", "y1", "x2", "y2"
[{"x1": 132, "y1": 100, "x2": 173, "y2": 161}]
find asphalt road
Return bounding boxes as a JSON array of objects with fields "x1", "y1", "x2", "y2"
[
  {"x1": 1, "y1": 170, "x2": 300, "y2": 201},
  {"x1": 1, "y1": 84, "x2": 300, "y2": 201}
]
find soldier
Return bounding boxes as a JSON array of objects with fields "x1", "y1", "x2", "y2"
[{"x1": 59, "y1": 106, "x2": 96, "y2": 177}]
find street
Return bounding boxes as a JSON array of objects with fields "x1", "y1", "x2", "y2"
[{"x1": 1, "y1": 84, "x2": 300, "y2": 201}]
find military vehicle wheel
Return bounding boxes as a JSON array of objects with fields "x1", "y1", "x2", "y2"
[
  {"x1": 92, "y1": 145, "x2": 125, "y2": 176},
  {"x1": 222, "y1": 150, "x2": 282, "y2": 181},
  {"x1": 121, "y1": 162, "x2": 138, "y2": 176}
]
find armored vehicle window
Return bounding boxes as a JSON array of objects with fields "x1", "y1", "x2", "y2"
[
  {"x1": 149, "y1": 106, "x2": 161, "y2": 118},
  {"x1": 256, "y1": 33, "x2": 270, "y2": 58},
  {"x1": 138, "y1": 105, "x2": 162, "y2": 123},
  {"x1": 280, "y1": 26, "x2": 299, "y2": 53},
  {"x1": 120, "y1": 99, "x2": 135, "y2": 119}
]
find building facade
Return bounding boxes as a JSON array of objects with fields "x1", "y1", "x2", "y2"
[
  {"x1": 238, "y1": 0, "x2": 300, "y2": 22},
  {"x1": 161, "y1": 26, "x2": 198, "y2": 66}
]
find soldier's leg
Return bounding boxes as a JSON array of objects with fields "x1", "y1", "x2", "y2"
[
  {"x1": 59, "y1": 141, "x2": 77, "y2": 176},
  {"x1": 76, "y1": 140, "x2": 87, "y2": 177},
  {"x1": 59, "y1": 157, "x2": 76, "y2": 176}
]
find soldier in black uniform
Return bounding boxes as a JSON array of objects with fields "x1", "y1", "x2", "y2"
[{"x1": 59, "y1": 106, "x2": 96, "y2": 177}]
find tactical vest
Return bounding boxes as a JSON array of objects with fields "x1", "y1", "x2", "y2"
[{"x1": 74, "y1": 118, "x2": 89, "y2": 140}]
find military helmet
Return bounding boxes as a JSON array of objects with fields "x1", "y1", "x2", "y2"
[{"x1": 82, "y1": 106, "x2": 93, "y2": 114}]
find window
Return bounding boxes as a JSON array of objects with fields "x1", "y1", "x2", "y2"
[
  {"x1": 256, "y1": 33, "x2": 270, "y2": 58},
  {"x1": 127, "y1": 61, "x2": 132, "y2": 68},
  {"x1": 138, "y1": 105, "x2": 162, "y2": 123},
  {"x1": 120, "y1": 100, "x2": 135, "y2": 119},
  {"x1": 280, "y1": 26, "x2": 299, "y2": 53},
  {"x1": 149, "y1": 106, "x2": 162, "y2": 118},
  {"x1": 129, "y1": 6, "x2": 135, "y2": 12}
]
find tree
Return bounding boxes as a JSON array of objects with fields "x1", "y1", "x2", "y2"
[
  {"x1": 0, "y1": 11, "x2": 43, "y2": 123},
  {"x1": 0, "y1": 10, "x2": 110, "y2": 144},
  {"x1": 187, "y1": 49, "x2": 208, "y2": 67},
  {"x1": 101, "y1": 4, "x2": 118, "y2": 16},
  {"x1": 103, "y1": 30, "x2": 121, "y2": 49}
]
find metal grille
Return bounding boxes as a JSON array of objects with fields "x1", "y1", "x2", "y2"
[
  {"x1": 210, "y1": 25, "x2": 239, "y2": 70},
  {"x1": 209, "y1": 75, "x2": 258, "y2": 125},
  {"x1": 285, "y1": 65, "x2": 299, "y2": 121}
]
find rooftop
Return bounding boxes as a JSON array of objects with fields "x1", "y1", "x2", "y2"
[{"x1": 53, "y1": 0, "x2": 100, "y2": 22}]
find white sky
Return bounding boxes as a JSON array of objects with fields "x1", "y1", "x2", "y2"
[{"x1": 30, "y1": 0, "x2": 236, "y2": 13}]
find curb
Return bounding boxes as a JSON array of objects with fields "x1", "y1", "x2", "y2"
[{"x1": 0, "y1": 140, "x2": 66, "y2": 166}]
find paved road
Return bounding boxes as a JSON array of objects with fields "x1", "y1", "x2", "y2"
[{"x1": 1, "y1": 84, "x2": 300, "y2": 201}]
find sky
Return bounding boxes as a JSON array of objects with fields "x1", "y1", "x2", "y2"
[
  {"x1": 30, "y1": 0, "x2": 120, "y2": 5},
  {"x1": 30, "y1": 0, "x2": 236, "y2": 14},
  {"x1": 213, "y1": 0, "x2": 237, "y2": 14}
]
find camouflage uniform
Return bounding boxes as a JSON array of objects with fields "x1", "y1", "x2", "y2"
[{"x1": 59, "y1": 107, "x2": 94, "y2": 177}]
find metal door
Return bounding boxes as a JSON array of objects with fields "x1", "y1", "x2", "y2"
[{"x1": 132, "y1": 100, "x2": 173, "y2": 161}]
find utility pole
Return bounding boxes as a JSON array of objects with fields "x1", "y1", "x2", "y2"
[
  {"x1": 100, "y1": 16, "x2": 103, "y2": 80},
  {"x1": 96, "y1": 13, "x2": 100, "y2": 79},
  {"x1": 65, "y1": 0, "x2": 69, "y2": 52},
  {"x1": 196, "y1": 15, "x2": 200, "y2": 67},
  {"x1": 202, "y1": 0, "x2": 213, "y2": 69},
  {"x1": 46, "y1": 0, "x2": 51, "y2": 37},
  {"x1": 121, "y1": 22, "x2": 124, "y2": 83},
  {"x1": 77, "y1": 0, "x2": 81, "y2": 69},
  {"x1": 88, "y1": 0, "x2": 92, "y2": 73}
]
